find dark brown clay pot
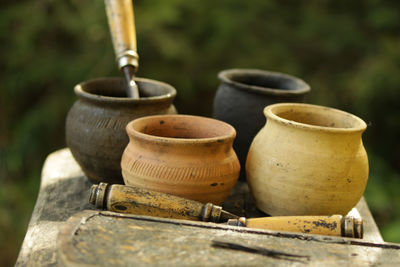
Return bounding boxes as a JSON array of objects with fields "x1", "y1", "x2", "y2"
[
  {"x1": 213, "y1": 69, "x2": 311, "y2": 180},
  {"x1": 66, "y1": 77, "x2": 177, "y2": 184},
  {"x1": 121, "y1": 114, "x2": 240, "y2": 205}
]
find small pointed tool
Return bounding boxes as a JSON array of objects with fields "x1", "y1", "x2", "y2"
[
  {"x1": 227, "y1": 215, "x2": 363, "y2": 238},
  {"x1": 89, "y1": 183, "x2": 239, "y2": 223},
  {"x1": 105, "y1": 0, "x2": 140, "y2": 98}
]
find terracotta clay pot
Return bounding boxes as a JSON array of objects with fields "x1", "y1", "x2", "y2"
[
  {"x1": 66, "y1": 77, "x2": 177, "y2": 184},
  {"x1": 213, "y1": 69, "x2": 310, "y2": 180},
  {"x1": 246, "y1": 103, "x2": 369, "y2": 216},
  {"x1": 121, "y1": 114, "x2": 240, "y2": 205}
]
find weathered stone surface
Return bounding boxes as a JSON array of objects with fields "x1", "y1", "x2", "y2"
[
  {"x1": 16, "y1": 149, "x2": 96, "y2": 267},
  {"x1": 16, "y1": 148, "x2": 396, "y2": 266},
  {"x1": 58, "y1": 211, "x2": 400, "y2": 266}
]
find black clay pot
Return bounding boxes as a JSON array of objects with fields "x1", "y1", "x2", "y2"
[
  {"x1": 213, "y1": 69, "x2": 311, "y2": 181},
  {"x1": 66, "y1": 77, "x2": 177, "y2": 184}
]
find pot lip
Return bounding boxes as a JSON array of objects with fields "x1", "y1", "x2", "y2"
[
  {"x1": 74, "y1": 77, "x2": 176, "y2": 104},
  {"x1": 264, "y1": 103, "x2": 367, "y2": 133},
  {"x1": 126, "y1": 114, "x2": 237, "y2": 144},
  {"x1": 218, "y1": 68, "x2": 311, "y2": 96}
]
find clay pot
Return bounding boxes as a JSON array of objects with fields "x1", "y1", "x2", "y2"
[
  {"x1": 213, "y1": 69, "x2": 310, "y2": 180},
  {"x1": 121, "y1": 114, "x2": 240, "y2": 205},
  {"x1": 66, "y1": 77, "x2": 177, "y2": 184},
  {"x1": 246, "y1": 103, "x2": 369, "y2": 216}
]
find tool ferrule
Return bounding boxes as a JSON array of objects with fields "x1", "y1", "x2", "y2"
[{"x1": 117, "y1": 50, "x2": 139, "y2": 70}]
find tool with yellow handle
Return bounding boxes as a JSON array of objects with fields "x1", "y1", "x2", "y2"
[
  {"x1": 89, "y1": 183, "x2": 238, "y2": 222},
  {"x1": 227, "y1": 215, "x2": 363, "y2": 238},
  {"x1": 89, "y1": 183, "x2": 363, "y2": 238},
  {"x1": 105, "y1": 0, "x2": 139, "y2": 98}
]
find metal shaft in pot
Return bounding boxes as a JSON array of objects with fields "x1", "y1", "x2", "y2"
[{"x1": 105, "y1": 0, "x2": 140, "y2": 98}]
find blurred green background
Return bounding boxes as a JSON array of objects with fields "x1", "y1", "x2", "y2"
[{"x1": 1, "y1": 0, "x2": 400, "y2": 265}]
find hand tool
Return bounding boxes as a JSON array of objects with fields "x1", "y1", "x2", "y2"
[
  {"x1": 105, "y1": 0, "x2": 139, "y2": 98},
  {"x1": 89, "y1": 183, "x2": 363, "y2": 238},
  {"x1": 227, "y1": 215, "x2": 363, "y2": 238},
  {"x1": 89, "y1": 183, "x2": 238, "y2": 222}
]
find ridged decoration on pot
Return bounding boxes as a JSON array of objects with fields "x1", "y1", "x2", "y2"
[
  {"x1": 121, "y1": 114, "x2": 240, "y2": 205},
  {"x1": 66, "y1": 77, "x2": 177, "y2": 184},
  {"x1": 213, "y1": 69, "x2": 310, "y2": 180},
  {"x1": 246, "y1": 103, "x2": 369, "y2": 216}
]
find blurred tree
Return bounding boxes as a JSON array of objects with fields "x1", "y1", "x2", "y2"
[{"x1": 1, "y1": 0, "x2": 399, "y2": 265}]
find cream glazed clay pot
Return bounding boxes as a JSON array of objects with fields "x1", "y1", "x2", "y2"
[{"x1": 246, "y1": 103, "x2": 369, "y2": 216}]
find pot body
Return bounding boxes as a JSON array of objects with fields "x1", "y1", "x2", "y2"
[
  {"x1": 213, "y1": 69, "x2": 310, "y2": 180},
  {"x1": 246, "y1": 103, "x2": 369, "y2": 216},
  {"x1": 66, "y1": 77, "x2": 177, "y2": 184},
  {"x1": 121, "y1": 115, "x2": 240, "y2": 205}
]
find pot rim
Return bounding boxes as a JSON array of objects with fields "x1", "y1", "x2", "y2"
[
  {"x1": 218, "y1": 68, "x2": 310, "y2": 96},
  {"x1": 74, "y1": 77, "x2": 176, "y2": 104},
  {"x1": 126, "y1": 114, "x2": 237, "y2": 144},
  {"x1": 264, "y1": 103, "x2": 367, "y2": 133}
]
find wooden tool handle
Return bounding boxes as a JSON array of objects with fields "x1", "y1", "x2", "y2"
[
  {"x1": 89, "y1": 183, "x2": 227, "y2": 222},
  {"x1": 105, "y1": 0, "x2": 138, "y2": 70},
  {"x1": 228, "y1": 216, "x2": 363, "y2": 238}
]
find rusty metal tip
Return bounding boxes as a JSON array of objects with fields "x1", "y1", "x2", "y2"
[
  {"x1": 89, "y1": 184, "x2": 98, "y2": 205},
  {"x1": 219, "y1": 210, "x2": 239, "y2": 222},
  {"x1": 226, "y1": 219, "x2": 239, "y2": 226},
  {"x1": 122, "y1": 65, "x2": 140, "y2": 99}
]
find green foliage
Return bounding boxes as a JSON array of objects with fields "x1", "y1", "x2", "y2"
[
  {"x1": 364, "y1": 152, "x2": 400, "y2": 242},
  {"x1": 1, "y1": 0, "x2": 400, "y2": 264}
]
